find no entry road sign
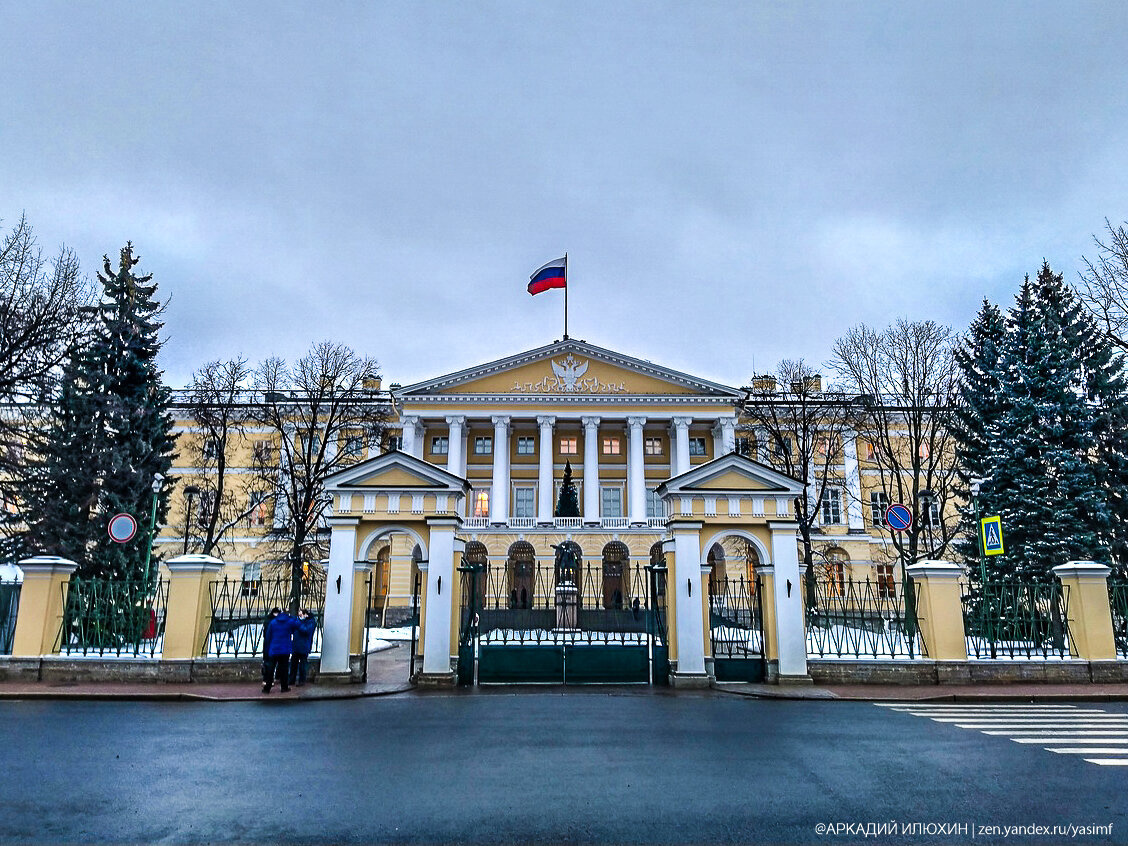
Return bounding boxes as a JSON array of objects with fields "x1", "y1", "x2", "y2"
[
  {"x1": 886, "y1": 503, "x2": 912, "y2": 532},
  {"x1": 108, "y1": 513, "x2": 138, "y2": 544}
]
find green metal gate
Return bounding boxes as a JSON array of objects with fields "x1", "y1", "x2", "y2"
[
  {"x1": 456, "y1": 543, "x2": 668, "y2": 686},
  {"x1": 709, "y1": 572, "x2": 765, "y2": 682}
]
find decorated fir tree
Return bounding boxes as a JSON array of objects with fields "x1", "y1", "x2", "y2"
[
  {"x1": 25, "y1": 244, "x2": 175, "y2": 582},
  {"x1": 554, "y1": 461, "x2": 580, "y2": 518}
]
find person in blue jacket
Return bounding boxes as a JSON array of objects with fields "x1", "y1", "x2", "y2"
[
  {"x1": 288, "y1": 609, "x2": 317, "y2": 687},
  {"x1": 262, "y1": 609, "x2": 299, "y2": 694}
]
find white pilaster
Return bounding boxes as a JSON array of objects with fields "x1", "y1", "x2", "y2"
[
  {"x1": 670, "y1": 520, "x2": 706, "y2": 677},
  {"x1": 321, "y1": 517, "x2": 359, "y2": 675},
  {"x1": 627, "y1": 416, "x2": 647, "y2": 525},
  {"x1": 672, "y1": 416, "x2": 692, "y2": 477},
  {"x1": 769, "y1": 520, "x2": 809, "y2": 680},
  {"x1": 842, "y1": 430, "x2": 865, "y2": 531},
  {"x1": 538, "y1": 415, "x2": 555, "y2": 524},
  {"x1": 400, "y1": 415, "x2": 424, "y2": 458},
  {"x1": 582, "y1": 416, "x2": 601, "y2": 524},
  {"x1": 421, "y1": 517, "x2": 459, "y2": 677},
  {"x1": 490, "y1": 415, "x2": 511, "y2": 524}
]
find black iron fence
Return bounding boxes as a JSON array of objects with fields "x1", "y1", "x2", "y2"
[
  {"x1": 56, "y1": 577, "x2": 169, "y2": 657},
  {"x1": 0, "y1": 578, "x2": 20, "y2": 655},
  {"x1": 709, "y1": 574, "x2": 764, "y2": 658},
  {"x1": 202, "y1": 576, "x2": 325, "y2": 657},
  {"x1": 1108, "y1": 580, "x2": 1127, "y2": 659},
  {"x1": 805, "y1": 574, "x2": 925, "y2": 659},
  {"x1": 462, "y1": 561, "x2": 654, "y2": 646},
  {"x1": 961, "y1": 580, "x2": 1075, "y2": 660}
]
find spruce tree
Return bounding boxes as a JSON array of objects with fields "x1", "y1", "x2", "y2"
[
  {"x1": 25, "y1": 245, "x2": 175, "y2": 583},
  {"x1": 554, "y1": 461, "x2": 580, "y2": 518},
  {"x1": 983, "y1": 267, "x2": 1109, "y2": 582}
]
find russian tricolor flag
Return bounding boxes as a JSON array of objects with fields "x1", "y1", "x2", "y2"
[{"x1": 528, "y1": 257, "x2": 567, "y2": 295}]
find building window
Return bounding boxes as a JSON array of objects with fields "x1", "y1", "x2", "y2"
[
  {"x1": 735, "y1": 437, "x2": 754, "y2": 456},
  {"x1": 517, "y1": 436, "x2": 535, "y2": 455},
  {"x1": 384, "y1": 435, "x2": 403, "y2": 452},
  {"x1": 252, "y1": 440, "x2": 272, "y2": 464},
  {"x1": 241, "y1": 562, "x2": 262, "y2": 597},
  {"x1": 918, "y1": 493, "x2": 941, "y2": 528},
  {"x1": 817, "y1": 436, "x2": 840, "y2": 457},
  {"x1": 602, "y1": 437, "x2": 620, "y2": 455},
  {"x1": 644, "y1": 437, "x2": 663, "y2": 455},
  {"x1": 875, "y1": 562, "x2": 895, "y2": 598},
  {"x1": 474, "y1": 437, "x2": 492, "y2": 455},
  {"x1": 870, "y1": 491, "x2": 890, "y2": 527},
  {"x1": 862, "y1": 440, "x2": 875, "y2": 461},
  {"x1": 196, "y1": 490, "x2": 214, "y2": 529},
  {"x1": 514, "y1": 487, "x2": 535, "y2": 519},
  {"x1": 820, "y1": 488, "x2": 842, "y2": 525},
  {"x1": 824, "y1": 558, "x2": 846, "y2": 597},
  {"x1": 202, "y1": 437, "x2": 219, "y2": 460},
  {"x1": 248, "y1": 491, "x2": 271, "y2": 529},
  {"x1": 689, "y1": 437, "x2": 707, "y2": 456},
  {"x1": 771, "y1": 436, "x2": 791, "y2": 464},
  {"x1": 344, "y1": 434, "x2": 365, "y2": 457},
  {"x1": 559, "y1": 436, "x2": 578, "y2": 455},
  {"x1": 472, "y1": 489, "x2": 490, "y2": 518},
  {"x1": 431, "y1": 436, "x2": 449, "y2": 455},
  {"x1": 601, "y1": 486, "x2": 623, "y2": 518},
  {"x1": 646, "y1": 489, "x2": 665, "y2": 519}
]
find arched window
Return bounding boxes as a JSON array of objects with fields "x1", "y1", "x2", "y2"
[
  {"x1": 463, "y1": 540, "x2": 489, "y2": 607},
  {"x1": 822, "y1": 547, "x2": 848, "y2": 597},
  {"x1": 507, "y1": 541, "x2": 536, "y2": 609}
]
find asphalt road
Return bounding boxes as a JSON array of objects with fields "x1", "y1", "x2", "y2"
[{"x1": 2, "y1": 692, "x2": 1125, "y2": 844}]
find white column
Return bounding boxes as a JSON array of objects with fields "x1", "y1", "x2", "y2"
[
  {"x1": 400, "y1": 415, "x2": 424, "y2": 458},
  {"x1": 421, "y1": 517, "x2": 459, "y2": 677},
  {"x1": 672, "y1": 416, "x2": 692, "y2": 476},
  {"x1": 321, "y1": 517, "x2": 359, "y2": 675},
  {"x1": 670, "y1": 521, "x2": 707, "y2": 678},
  {"x1": 582, "y1": 416, "x2": 601, "y2": 524},
  {"x1": 769, "y1": 520, "x2": 809, "y2": 680},
  {"x1": 842, "y1": 429, "x2": 865, "y2": 531},
  {"x1": 445, "y1": 415, "x2": 465, "y2": 476},
  {"x1": 490, "y1": 415, "x2": 511, "y2": 524},
  {"x1": 627, "y1": 416, "x2": 647, "y2": 525},
  {"x1": 712, "y1": 418, "x2": 736, "y2": 456},
  {"x1": 537, "y1": 415, "x2": 555, "y2": 524}
]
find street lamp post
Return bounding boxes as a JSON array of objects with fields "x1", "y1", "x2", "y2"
[
  {"x1": 142, "y1": 473, "x2": 164, "y2": 591},
  {"x1": 182, "y1": 485, "x2": 201, "y2": 555}
]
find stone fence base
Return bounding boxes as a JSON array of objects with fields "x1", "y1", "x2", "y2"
[
  {"x1": 0, "y1": 655, "x2": 366, "y2": 684},
  {"x1": 808, "y1": 659, "x2": 1128, "y2": 686}
]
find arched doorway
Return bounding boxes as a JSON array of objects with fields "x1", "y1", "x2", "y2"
[
  {"x1": 600, "y1": 541, "x2": 629, "y2": 610},
  {"x1": 705, "y1": 531, "x2": 767, "y2": 683},
  {"x1": 506, "y1": 541, "x2": 535, "y2": 609},
  {"x1": 359, "y1": 527, "x2": 430, "y2": 629}
]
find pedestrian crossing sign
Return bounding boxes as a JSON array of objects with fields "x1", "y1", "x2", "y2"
[{"x1": 981, "y1": 515, "x2": 1004, "y2": 556}]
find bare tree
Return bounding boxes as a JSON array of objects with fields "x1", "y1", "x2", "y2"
[
  {"x1": 253, "y1": 342, "x2": 388, "y2": 610},
  {"x1": 0, "y1": 215, "x2": 92, "y2": 557},
  {"x1": 829, "y1": 320, "x2": 961, "y2": 569},
  {"x1": 1079, "y1": 219, "x2": 1128, "y2": 350},
  {"x1": 180, "y1": 357, "x2": 268, "y2": 556},
  {"x1": 740, "y1": 359, "x2": 858, "y2": 594}
]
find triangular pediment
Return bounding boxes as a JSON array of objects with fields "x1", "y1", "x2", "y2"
[
  {"x1": 657, "y1": 453, "x2": 805, "y2": 497},
  {"x1": 398, "y1": 339, "x2": 741, "y2": 399},
  {"x1": 325, "y1": 450, "x2": 469, "y2": 493}
]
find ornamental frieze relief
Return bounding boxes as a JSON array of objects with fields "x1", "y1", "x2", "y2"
[{"x1": 511, "y1": 355, "x2": 627, "y2": 394}]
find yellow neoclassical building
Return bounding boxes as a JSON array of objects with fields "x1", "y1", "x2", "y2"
[{"x1": 160, "y1": 337, "x2": 907, "y2": 684}]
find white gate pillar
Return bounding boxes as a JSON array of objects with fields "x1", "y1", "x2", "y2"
[
  {"x1": 668, "y1": 519, "x2": 709, "y2": 687},
  {"x1": 321, "y1": 517, "x2": 360, "y2": 677},
  {"x1": 769, "y1": 520, "x2": 811, "y2": 683},
  {"x1": 420, "y1": 516, "x2": 460, "y2": 684}
]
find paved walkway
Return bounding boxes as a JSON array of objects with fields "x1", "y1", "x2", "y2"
[{"x1": 4, "y1": 648, "x2": 1128, "y2": 702}]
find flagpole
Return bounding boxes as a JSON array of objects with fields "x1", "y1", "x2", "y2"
[{"x1": 563, "y1": 252, "x2": 569, "y2": 340}]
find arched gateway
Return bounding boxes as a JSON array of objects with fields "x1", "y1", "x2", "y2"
[{"x1": 316, "y1": 338, "x2": 816, "y2": 686}]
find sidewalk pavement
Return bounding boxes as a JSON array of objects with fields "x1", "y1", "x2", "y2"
[{"x1": 4, "y1": 647, "x2": 1128, "y2": 702}]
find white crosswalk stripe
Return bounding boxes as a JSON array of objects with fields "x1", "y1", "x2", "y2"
[{"x1": 877, "y1": 702, "x2": 1128, "y2": 768}]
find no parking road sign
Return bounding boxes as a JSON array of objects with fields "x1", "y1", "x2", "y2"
[
  {"x1": 885, "y1": 503, "x2": 912, "y2": 532},
  {"x1": 980, "y1": 515, "x2": 1005, "y2": 556}
]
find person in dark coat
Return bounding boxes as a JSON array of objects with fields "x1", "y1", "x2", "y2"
[
  {"x1": 261, "y1": 608, "x2": 280, "y2": 689},
  {"x1": 262, "y1": 610, "x2": 299, "y2": 693},
  {"x1": 288, "y1": 609, "x2": 317, "y2": 687}
]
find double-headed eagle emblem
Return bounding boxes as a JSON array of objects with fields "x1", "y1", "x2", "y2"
[{"x1": 550, "y1": 355, "x2": 589, "y2": 392}]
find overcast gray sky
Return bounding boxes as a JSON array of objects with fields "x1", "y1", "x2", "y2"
[{"x1": 3, "y1": 1, "x2": 1127, "y2": 389}]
